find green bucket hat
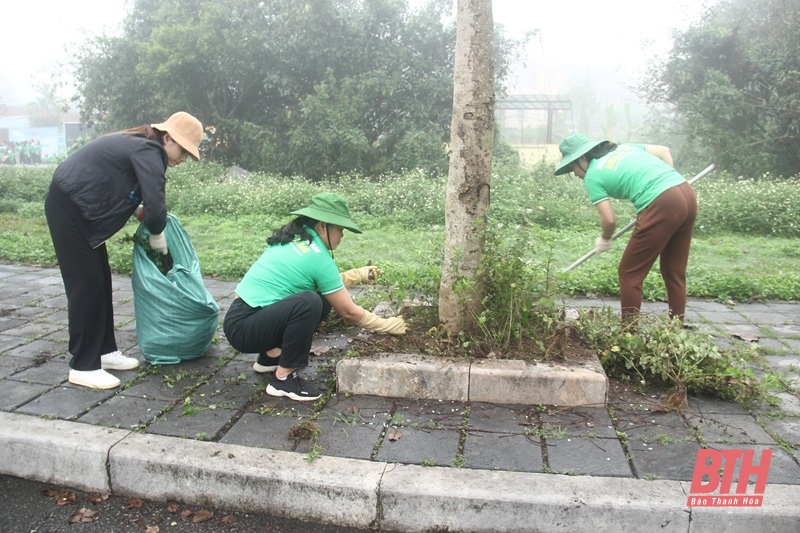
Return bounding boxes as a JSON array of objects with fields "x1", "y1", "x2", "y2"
[
  {"x1": 291, "y1": 193, "x2": 362, "y2": 234},
  {"x1": 554, "y1": 133, "x2": 608, "y2": 175}
]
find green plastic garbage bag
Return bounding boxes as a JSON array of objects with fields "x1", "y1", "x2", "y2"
[{"x1": 131, "y1": 214, "x2": 220, "y2": 365}]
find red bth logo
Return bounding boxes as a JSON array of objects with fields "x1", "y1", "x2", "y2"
[{"x1": 687, "y1": 449, "x2": 772, "y2": 507}]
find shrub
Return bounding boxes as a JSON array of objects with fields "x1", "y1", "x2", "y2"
[
  {"x1": 574, "y1": 310, "x2": 770, "y2": 406},
  {"x1": 0, "y1": 167, "x2": 52, "y2": 214},
  {"x1": 694, "y1": 173, "x2": 800, "y2": 237}
]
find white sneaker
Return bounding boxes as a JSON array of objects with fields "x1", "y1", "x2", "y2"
[
  {"x1": 69, "y1": 368, "x2": 121, "y2": 389},
  {"x1": 100, "y1": 351, "x2": 140, "y2": 370}
]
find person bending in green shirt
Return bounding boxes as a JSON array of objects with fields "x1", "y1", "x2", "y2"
[
  {"x1": 223, "y1": 193, "x2": 408, "y2": 402},
  {"x1": 555, "y1": 133, "x2": 697, "y2": 324}
]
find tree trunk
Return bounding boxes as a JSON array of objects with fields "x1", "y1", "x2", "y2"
[{"x1": 438, "y1": 0, "x2": 494, "y2": 335}]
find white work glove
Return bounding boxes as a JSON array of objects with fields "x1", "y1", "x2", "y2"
[
  {"x1": 341, "y1": 266, "x2": 383, "y2": 288},
  {"x1": 594, "y1": 236, "x2": 613, "y2": 255},
  {"x1": 356, "y1": 310, "x2": 408, "y2": 335},
  {"x1": 149, "y1": 232, "x2": 169, "y2": 255}
]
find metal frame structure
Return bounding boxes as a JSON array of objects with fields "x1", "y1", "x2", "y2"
[{"x1": 495, "y1": 94, "x2": 572, "y2": 145}]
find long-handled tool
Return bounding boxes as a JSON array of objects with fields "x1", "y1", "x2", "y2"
[{"x1": 562, "y1": 163, "x2": 716, "y2": 273}]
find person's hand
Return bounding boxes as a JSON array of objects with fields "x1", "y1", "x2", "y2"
[
  {"x1": 594, "y1": 236, "x2": 613, "y2": 254},
  {"x1": 377, "y1": 316, "x2": 407, "y2": 335},
  {"x1": 356, "y1": 310, "x2": 409, "y2": 335},
  {"x1": 359, "y1": 265, "x2": 382, "y2": 283},
  {"x1": 149, "y1": 232, "x2": 169, "y2": 255},
  {"x1": 341, "y1": 266, "x2": 383, "y2": 288},
  {"x1": 133, "y1": 205, "x2": 144, "y2": 221}
]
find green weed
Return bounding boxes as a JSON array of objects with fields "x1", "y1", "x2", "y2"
[{"x1": 575, "y1": 309, "x2": 780, "y2": 406}]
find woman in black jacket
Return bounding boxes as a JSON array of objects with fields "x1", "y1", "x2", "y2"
[{"x1": 44, "y1": 112, "x2": 203, "y2": 389}]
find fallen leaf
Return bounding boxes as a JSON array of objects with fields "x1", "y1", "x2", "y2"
[
  {"x1": 180, "y1": 509, "x2": 193, "y2": 520},
  {"x1": 68, "y1": 508, "x2": 98, "y2": 523},
  {"x1": 145, "y1": 526, "x2": 160, "y2": 533},
  {"x1": 192, "y1": 509, "x2": 214, "y2": 523},
  {"x1": 311, "y1": 346, "x2": 331, "y2": 356},
  {"x1": 732, "y1": 333, "x2": 759, "y2": 342},
  {"x1": 386, "y1": 429, "x2": 402, "y2": 441},
  {"x1": 166, "y1": 504, "x2": 179, "y2": 513},
  {"x1": 228, "y1": 453, "x2": 235, "y2": 459},
  {"x1": 125, "y1": 498, "x2": 143, "y2": 509},
  {"x1": 221, "y1": 515, "x2": 236, "y2": 524},
  {"x1": 42, "y1": 489, "x2": 77, "y2": 506},
  {"x1": 86, "y1": 493, "x2": 110, "y2": 504}
]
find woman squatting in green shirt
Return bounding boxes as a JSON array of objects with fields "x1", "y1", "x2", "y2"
[
  {"x1": 555, "y1": 133, "x2": 698, "y2": 324},
  {"x1": 223, "y1": 193, "x2": 408, "y2": 402}
]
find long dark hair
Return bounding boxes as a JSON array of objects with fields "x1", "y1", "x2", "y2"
[
  {"x1": 585, "y1": 141, "x2": 618, "y2": 162},
  {"x1": 267, "y1": 216, "x2": 318, "y2": 246},
  {"x1": 120, "y1": 125, "x2": 167, "y2": 144}
]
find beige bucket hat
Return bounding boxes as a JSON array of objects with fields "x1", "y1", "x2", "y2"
[{"x1": 151, "y1": 111, "x2": 203, "y2": 161}]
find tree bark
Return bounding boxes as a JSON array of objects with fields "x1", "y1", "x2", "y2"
[{"x1": 438, "y1": 0, "x2": 494, "y2": 334}]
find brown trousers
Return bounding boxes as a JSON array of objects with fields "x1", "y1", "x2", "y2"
[{"x1": 619, "y1": 182, "x2": 697, "y2": 321}]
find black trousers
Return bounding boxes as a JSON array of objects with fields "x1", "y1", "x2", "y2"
[
  {"x1": 44, "y1": 192, "x2": 118, "y2": 371},
  {"x1": 223, "y1": 291, "x2": 331, "y2": 370}
]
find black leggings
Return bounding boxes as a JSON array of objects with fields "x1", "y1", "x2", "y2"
[
  {"x1": 223, "y1": 291, "x2": 331, "y2": 370},
  {"x1": 44, "y1": 191, "x2": 118, "y2": 370}
]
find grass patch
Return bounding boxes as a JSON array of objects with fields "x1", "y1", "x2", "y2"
[{"x1": 2, "y1": 163, "x2": 800, "y2": 301}]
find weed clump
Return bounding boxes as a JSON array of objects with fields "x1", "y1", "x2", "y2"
[{"x1": 573, "y1": 309, "x2": 779, "y2": 408}]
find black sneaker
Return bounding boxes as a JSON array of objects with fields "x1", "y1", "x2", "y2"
[
  {"x1": 253, "y1": 352, "x2": 281, "y2": 373},
  {"x1": 266, "y1": 372, "x2": 321, "y2": 402}
]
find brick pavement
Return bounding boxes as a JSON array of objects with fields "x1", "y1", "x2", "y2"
[{"x1": 1, "y1": 262, "x2": 798, "y2": 485}]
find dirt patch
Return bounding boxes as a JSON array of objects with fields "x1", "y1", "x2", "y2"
[{"x1": 347, "y1": 303, "x2": 598, "y2": 364}]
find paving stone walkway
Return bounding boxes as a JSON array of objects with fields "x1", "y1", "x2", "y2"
[{"x1": 1, "y1": 263, "x2": 798, "y2": 484}]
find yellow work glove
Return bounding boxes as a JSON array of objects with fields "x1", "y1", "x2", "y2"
[
  {"x1": 356, "y1": 310, "x2": 409, "y2": 335},
  {"x1": 341, "y1": 266, "x2": 383, "y2": 288}
]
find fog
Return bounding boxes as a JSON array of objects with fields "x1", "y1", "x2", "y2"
[{"x1": 1, "y1": 0, "x2": 709, "y2": 118}]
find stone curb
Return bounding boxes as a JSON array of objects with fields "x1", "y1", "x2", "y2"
[
  {"x1": 2, "y1": 412, "x2": 798, "y2": 532},
  {"x1": 336, "y1": 353, "x2": 608, "y2": 406},
  {"x1": 0, "y1": 411, "x2": 129, "y2": 493}
]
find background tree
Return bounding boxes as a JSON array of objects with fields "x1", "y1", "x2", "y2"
[
  {"x1": 25, "y1": 82, "x2": 68, "y2": 127},
  {"x1": 72, "y1": 0, "x2": 163, "y2": 128},
  {"x1": 438, "y1": 0, "x2": 494, "y2": 334},
  {"x1": 71, "y1": 0, "x2": 521, "y2": 179},
  {"x1": 641, "y1": 0, "x2": 800, "y2": 176}
]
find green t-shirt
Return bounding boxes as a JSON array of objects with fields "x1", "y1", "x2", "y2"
[
  {"x1": 583, "y1": 144, "x2": 686, "y2": 212},
  {"x1": 235, "y1": 227, "x2": 344, "y2": 307}
]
